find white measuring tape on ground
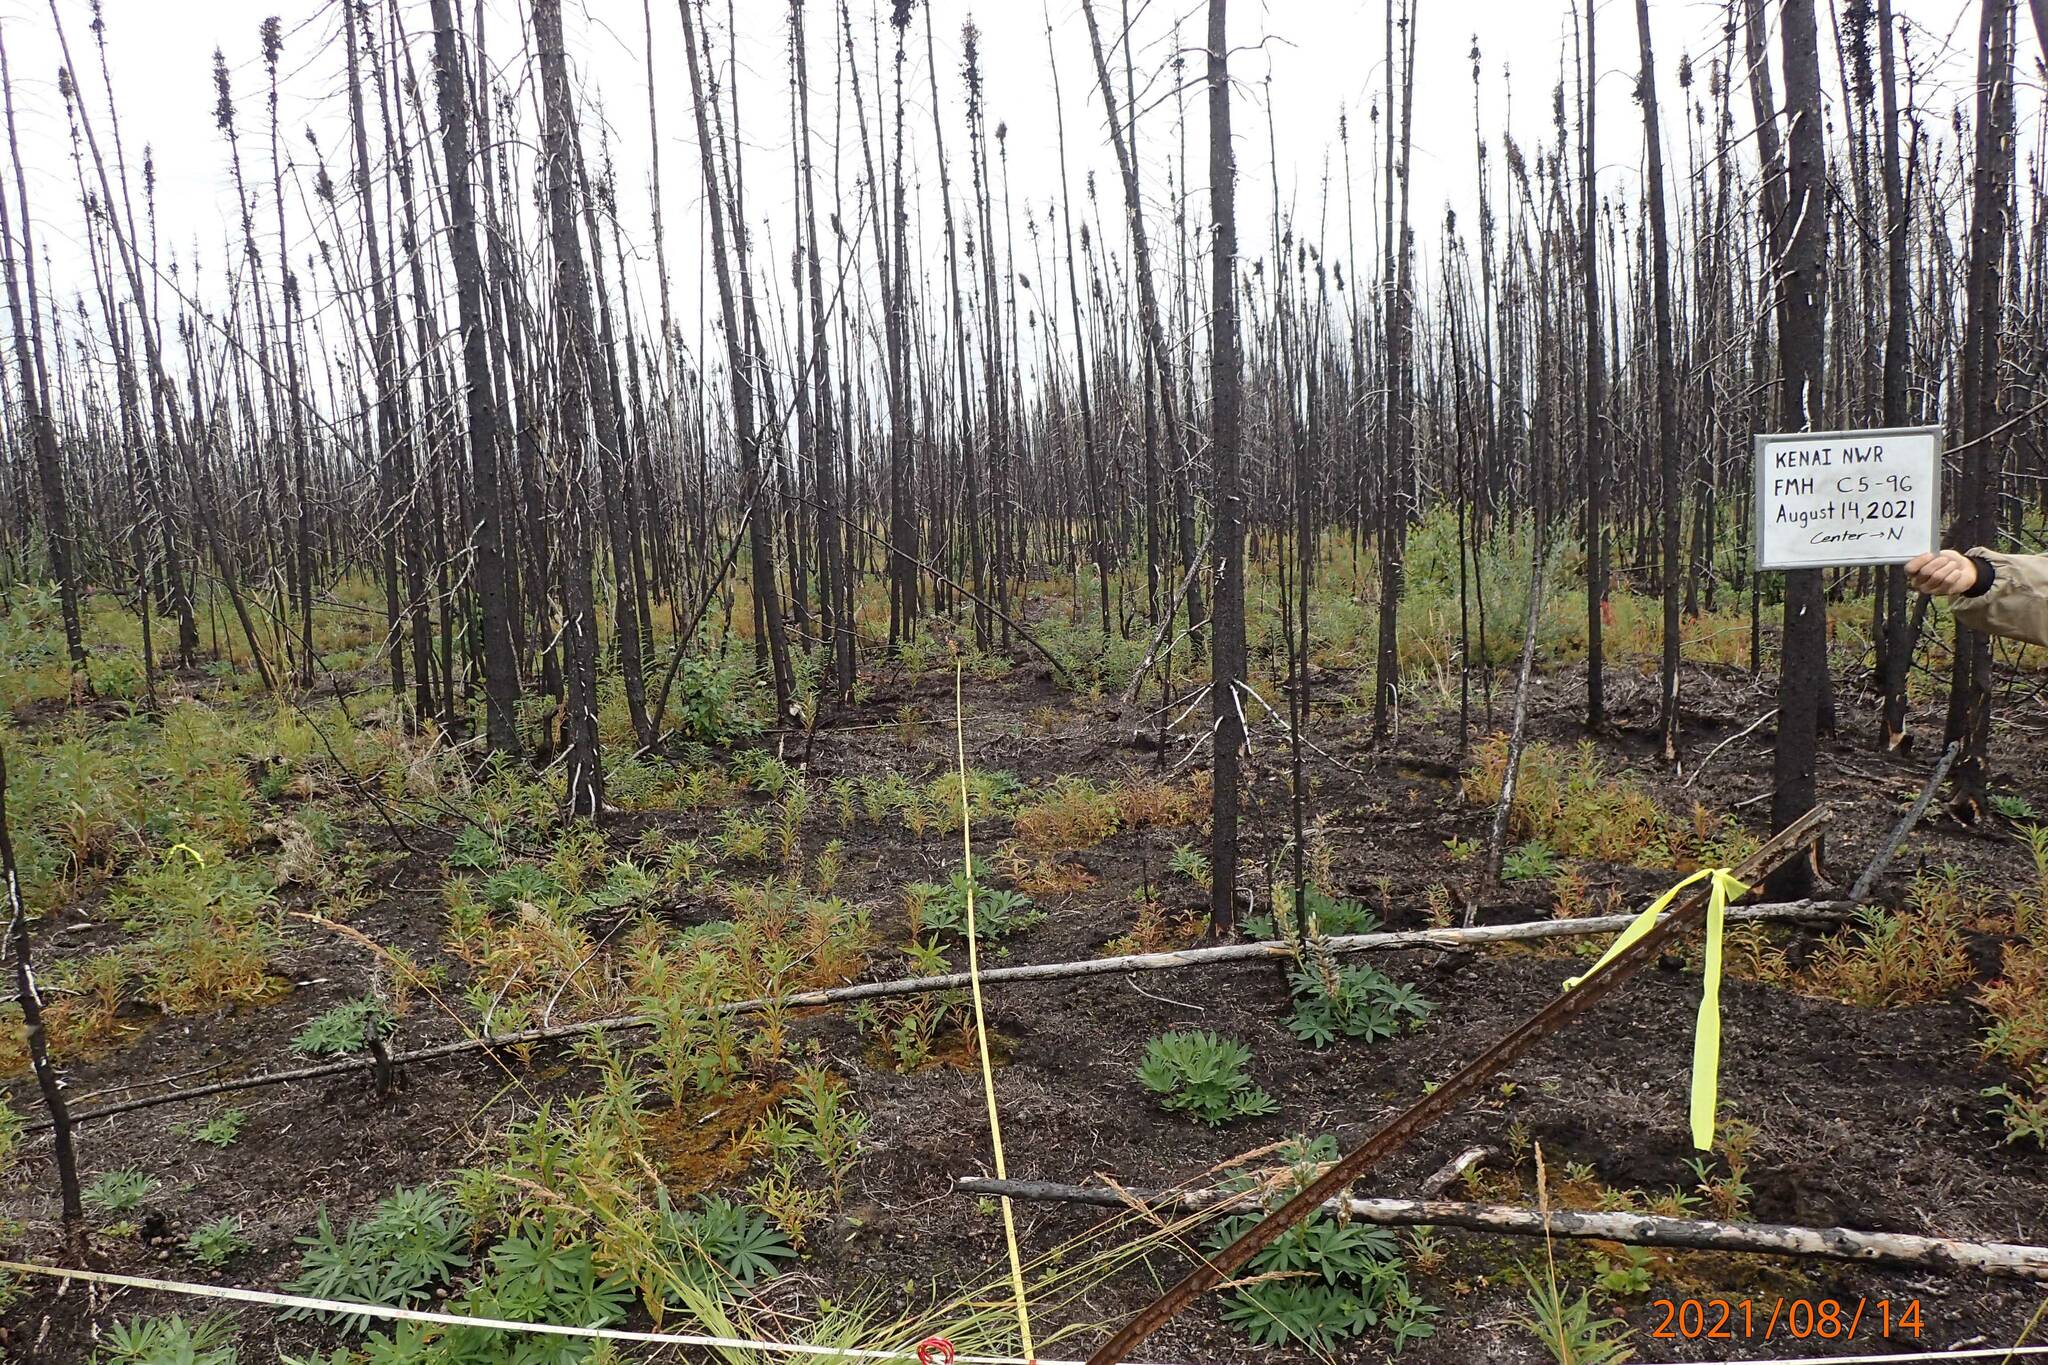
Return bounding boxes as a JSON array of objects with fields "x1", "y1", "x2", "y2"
[
  {"x1": 6, "y1": 1258, "x2": 2045, "y2": 1365},
  {"x1": 0, "y1": 1257, "x2": 1187, "y2": 1365}
]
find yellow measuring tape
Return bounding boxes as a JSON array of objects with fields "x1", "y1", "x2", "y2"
[
  {"x1": 955, "y1": 659, "x2": 1036, "y2": 1362},
  {"x1": 1563, "y1": 866, "x2": 1747, "y2": 1151}
]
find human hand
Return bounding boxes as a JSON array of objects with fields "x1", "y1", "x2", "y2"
[{"x1": 1904, "y1": 549, "x2": 1979, "y2": 596}]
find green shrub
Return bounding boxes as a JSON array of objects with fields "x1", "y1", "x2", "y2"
[
  {"x1": 1287, "y1": 961, "x2": 1432, "y2": 1047},
  {"x1": 1247, "y1": 885, "x2": 1379, "y2": 941},
  {"x1": 909, "y1": 859, "x2": 1039, "y2": 943},
  {"x1": 185, "y1": 1215, "x2": 250, "y2": 1269},
  {"x1": 84, "y1": 1168, "x2": 159, "y2": 1214},
  {"x1": 184, "y1": 1109, "x2": 248, "y2": 1148},
  {"x1": 1502, "y1": 840, "x2": 1561, "y2": 883},
  {"x1": 292, "y1": 998, "x2": 395, "y2": 1058},
  {"x1": 284, "y1": 1185, "x2": 472, "y2": 1332},
  {"x1": 448, "y1": 825, "x2": 503, "y2": 872},
  {"x1": 1138, "y1": 1031, "x2": 1278, "y2": 1126},
  {"x1": 1208, "y1": 1137, "x2": 1437, "y2": 1352},
  {"x1": 93, "y1": 1314, "x2": 237, "y2": 1365},
  {"x1": 672, "y1": 656, "x2": 765, "y2": 747}
]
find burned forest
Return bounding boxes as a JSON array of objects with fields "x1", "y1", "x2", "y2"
[{"x1": 2, "y1": 0, "x2": 2048, "y2": 1361}]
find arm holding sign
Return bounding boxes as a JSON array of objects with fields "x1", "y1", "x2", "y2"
[{"x1": 1905, "y1": 548, "x2": 2048, "y2": 646}]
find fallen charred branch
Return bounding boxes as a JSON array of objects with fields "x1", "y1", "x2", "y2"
[
  {"x1": 954, "y1": 1175, "x2": 2048, "y2": 1283},
  {"x1": 32, "y1": 893, "x2": 1853, "y2": 1131}
]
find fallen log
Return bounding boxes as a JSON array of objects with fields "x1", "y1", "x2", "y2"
[
  {"x1": 33, "y1": 896, "x2": 1854, "y2": 1131},
  {"x1": 955, "y1": 1175, "x2": 2048, "y2": 1283}
]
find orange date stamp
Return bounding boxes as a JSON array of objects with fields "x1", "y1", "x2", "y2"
[{"x1": 1650, "y1": 1297, "x2": 1924, "y2": 1343}]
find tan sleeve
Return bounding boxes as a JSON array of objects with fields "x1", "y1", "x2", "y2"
[{"x1": 1952, "y1": 548, "x2": 2048, "y2": 647}]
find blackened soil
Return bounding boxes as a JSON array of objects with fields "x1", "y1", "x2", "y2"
[{"x1": 6, "y1": 651, "x2": 2048, "y2": 1363}]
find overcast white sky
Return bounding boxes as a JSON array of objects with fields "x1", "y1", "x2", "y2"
[{"x1": 0, "y1": 0, "x2": 2032, "y2": 365}]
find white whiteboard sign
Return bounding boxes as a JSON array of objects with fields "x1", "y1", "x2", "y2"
[{"x1": 1754, "y1": 425, "x2": 1941, "y2": 570}]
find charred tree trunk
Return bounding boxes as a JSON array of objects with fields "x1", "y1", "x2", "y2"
[
  {"x1": 1637, "y1": 0, "x2": 1681, "y2": 762},
  {"x1": 1207, "y1": 0, "x2": 1245, "y2": 937},
  {"x1": 1875, "y1": 0, "x2": 1916, "y2": 750},
  {"x1": 1943, "y1": 0, "x2": 2018, "y2": 816},
  {"x1": 428, "y1": 0, "x2": 518, "y2": 753},
  {"x1": 1765, "y1": 0, "x2": 1832, "y2": 900},
  {"x1": 534, "y1": 0, "x2": 605, "y2": 817}
]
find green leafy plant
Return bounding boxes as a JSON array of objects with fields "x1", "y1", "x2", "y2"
[
  {"x1": 284, "y1": 1185, "x2": 472, "y2": 1332},
  {"x1": 1286, "y1": 959, "x2": 1432, "y2": 1047},
  {"x1": 910, "y1": 858, "x2": 1039, "y2": 942},
  {"x1": 1167, "y1": 843, "x2": 1211, "y2": 890},
  {"x1": 448, "y1": 824, "x2": 503, "y2": 872},
  {"x1": 478, "y1": 862, "x2": 561, "y2": 912},
  {"x1": 662, "y1": 1194, "x2": 798, "y2": 1287},
  {"x1": 714, "y1": 811, "x2": 772, "y2": 865},
  {"x1": 785, "y1": 1064, "x2": 870, "y2": 1200},
  {"x1": 185, "y1": 1215, "x2": 250, "y2": 1269},
  {"x1": 1502, "y1": 840, "x2": 1561, "y2": 883},
  {"x1": 84, "y1": 1168, "x2": 160, "y2": 1214},
  {"x1": 292, "y1": 997, "x2": 395, "y2": 1058},
  {"x1": 1516, "y1": 1268, "x2": 1635, "y2": 1364},
  {"x1": 1137, "y1": 1030, "x2": 1278, "y2": 1126},
  {"x1": 94, "y1": 1314, "x2": 237, "y2": 1365},
  {"x1": 1992, "y1": 792, "x2": 2038, "y2": 821},
  {"x1": 184, "y1": 1109, "x2": 248, "y2": 1148},
  {"x1": 363, "y1": 1222, "x2": 633, "y2": 1365},
  {"x1": 1207, "y1": 1137, "x2": 1436, "y2": 1352},
  {"x1": 850, "y1": 940, "x2": 969, "y2": 1072},
  {"x1": 1247, "y1": 885, "x2": 1381, "y2": 941},
  {"x1": 1591, "y1": 1246, "x2": 1654, "y2": 1298},
  {"x1": 671, "y1": 656, "x2": 764, "y2": 747}
]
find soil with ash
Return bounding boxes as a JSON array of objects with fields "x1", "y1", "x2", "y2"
[{"x1": 5, "y1": 652, "x2": 2048, "y2": 1364}]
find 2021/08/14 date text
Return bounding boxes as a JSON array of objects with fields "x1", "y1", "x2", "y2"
[{"x1": 1650, "y1": 1296, "x2": 1924, "y2": 1342}]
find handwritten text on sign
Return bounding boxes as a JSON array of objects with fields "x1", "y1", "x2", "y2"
[{"x1": 1753, "y1": 426, "x2": 1941, "y2": 570}]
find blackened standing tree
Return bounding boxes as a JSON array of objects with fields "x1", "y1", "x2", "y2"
[
  {"x1": 428, "y1": 0, "x2": 518, "y2": 754},
  {"x1": 0, "y1": 28, "x2": 87, "y2": 688},
  {"x1": 1635, "y1": 0, "x2": 1681, "y2": 762},
  {"x1": 1372, "y1": 0, "x2": 1416, "y2": 743},
  {"x1": 1581, "y1": 0, "x2": 1607, "y2": 731},
  {"x1": 1765, "y1": 0, "x2": 1831, "y2": 900},
  {"x1": 1875, "y1": 0, "x2": 1916, "y2": 749},
  {"x1": 791, "y1": 0, "x2": 854, "y2": 699},
  {"x1": 680, "y1": 0, "x2": 795, "y2": 719},
  {"x1": 533, "y1": 0, "x2": 605, "y2": 817},
  {"x1": 261, "y1": 18, "x2": 315, "y2": 689},
  {"x1": 1207, "y1": 0, "x2": 1244, "y2": 937},
  {"x1": 1943, "y1": 0, "x2": 2018, "y2": 816}
]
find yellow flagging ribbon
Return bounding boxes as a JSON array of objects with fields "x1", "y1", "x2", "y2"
[
  {"x1": 1563, "y1": 866, "x2": 1747, "y2": 1151},
  {"x1": 954, "y1": 660, "x2": 1036, "y2": 1362}
]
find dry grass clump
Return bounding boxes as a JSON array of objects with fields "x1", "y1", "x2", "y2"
[
  {"x1": 1114, "y1": 772, "x2": 1211, "y2": 830},
  {"x1": 1804, "y1": 872, "x2": 1974, "y2": 1007},
  {"x1": 1012, "y1": 776, "x2": 1121, "y2": 853},
  {"x1": 1463, "y1": 736, "x2": 1756, "y2": 870}
]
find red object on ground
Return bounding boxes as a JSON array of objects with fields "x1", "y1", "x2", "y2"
[{"x1": 917, "y1": 1338, "x2": 957, "y2": 1365}]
